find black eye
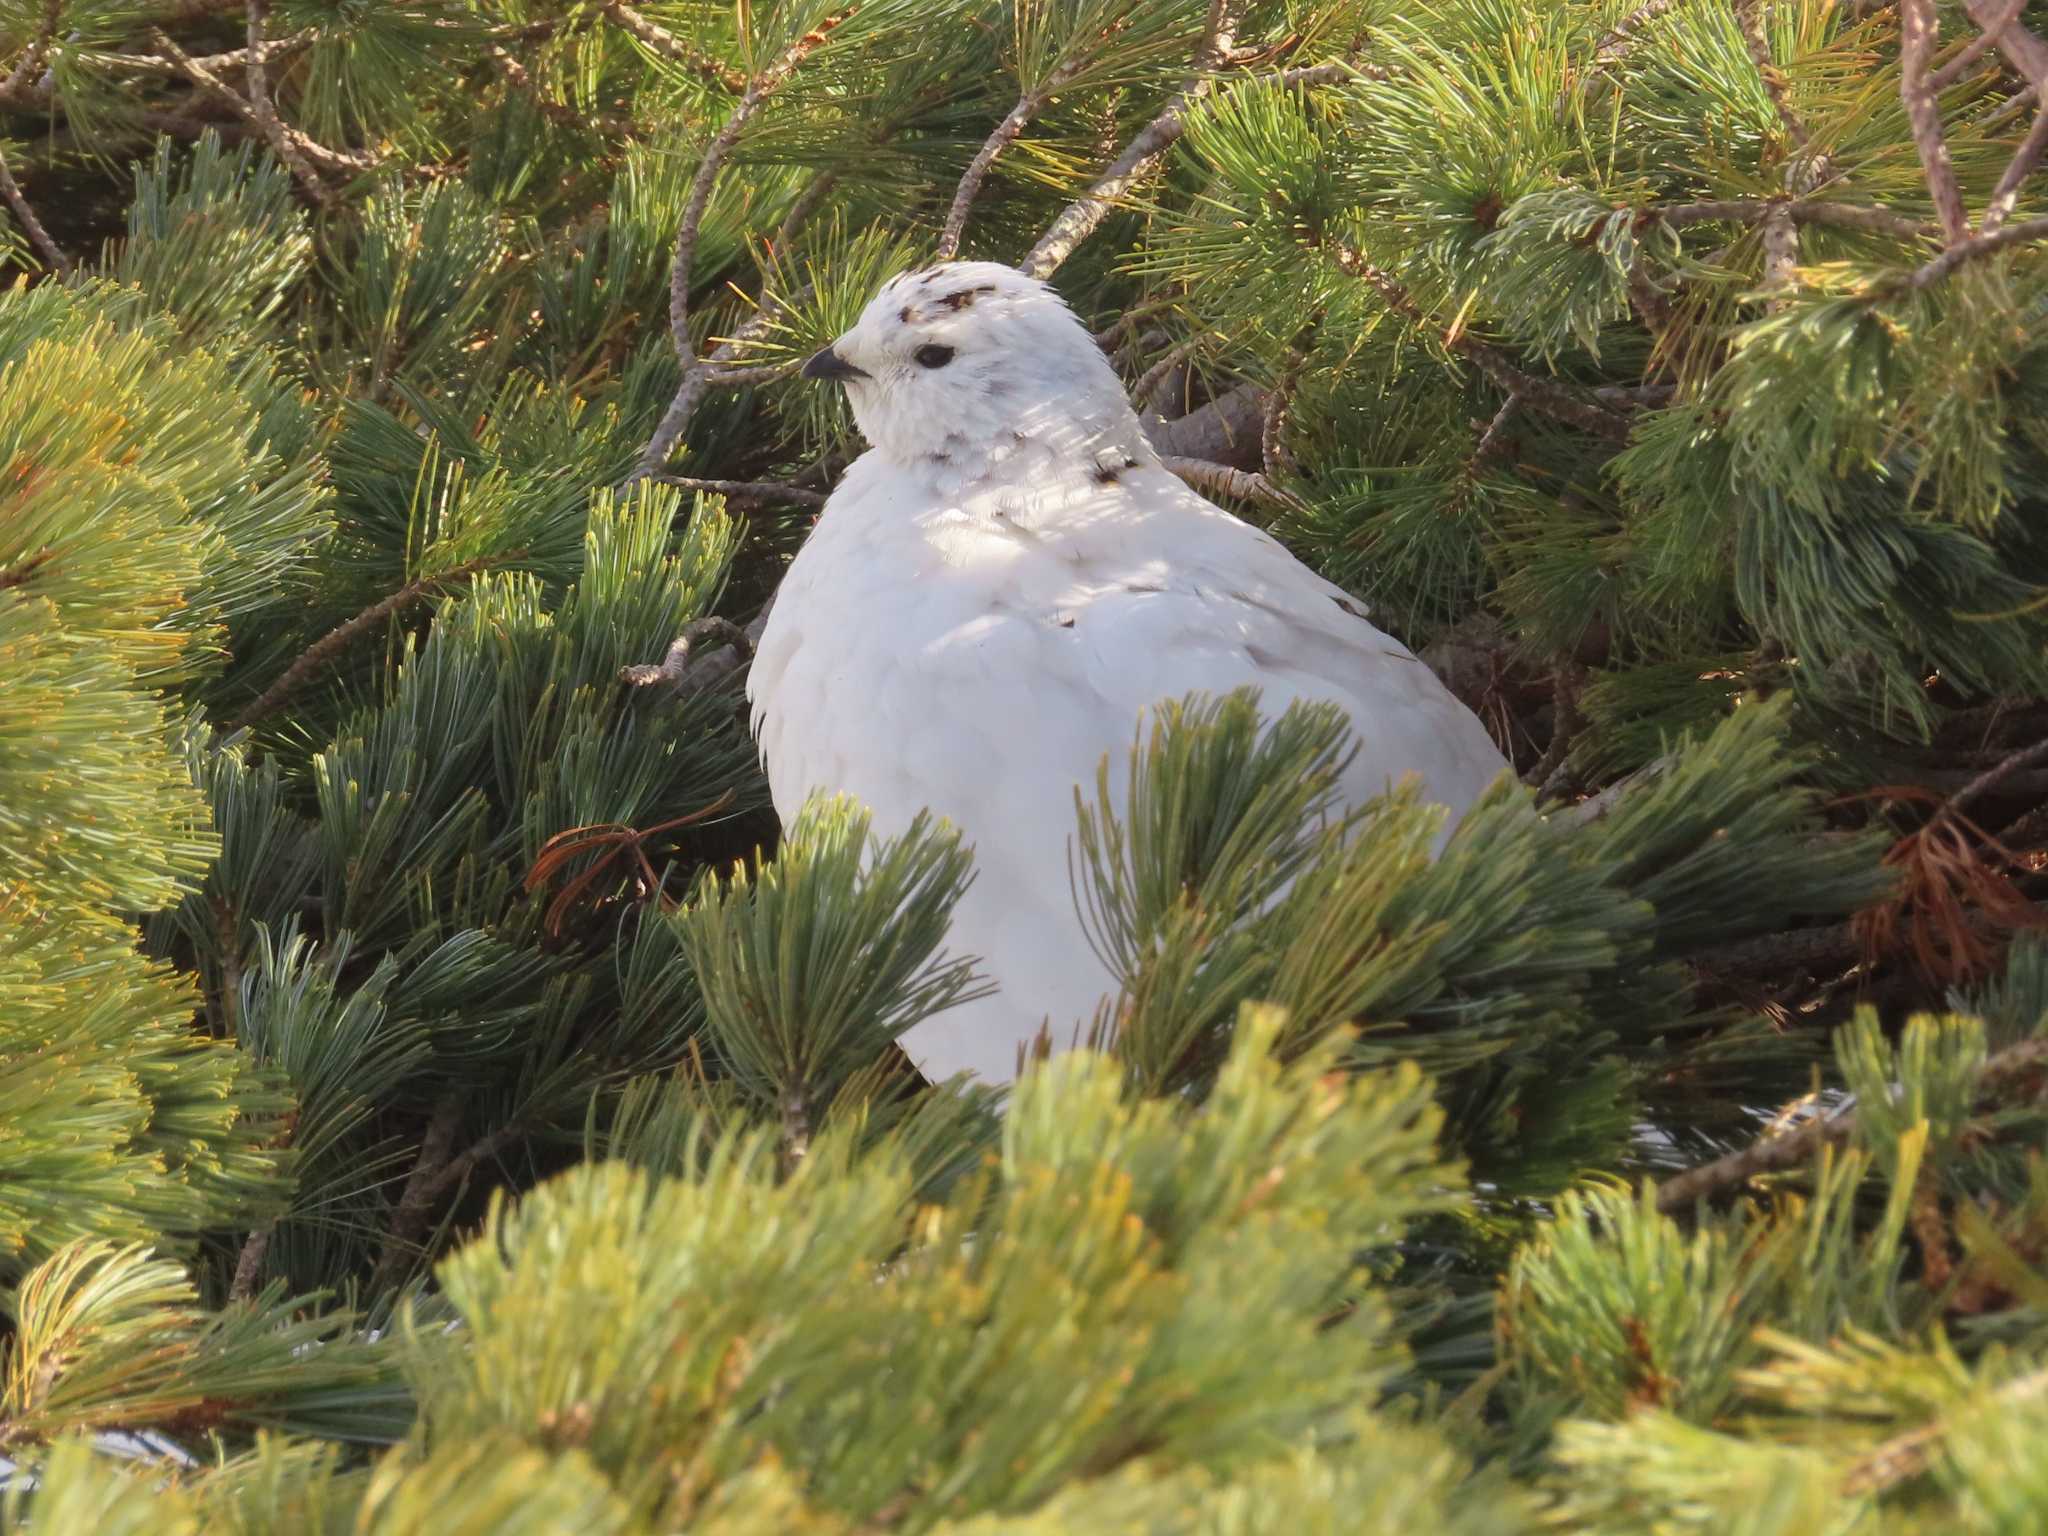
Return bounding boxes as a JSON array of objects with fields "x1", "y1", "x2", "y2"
[{"x1": 913, "y1": 343, "x2": 955, "y2": 369}]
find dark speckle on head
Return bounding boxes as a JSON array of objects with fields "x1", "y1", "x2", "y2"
[
  {"x1": 899, "y1": 306, "x2": 913, "y2": 324},
  {"x1": 1056, "y1": 615, "x2": 1075, "y2": 629},
  {"x1": 939, "y1": 284, "x2": 999, "y2": 312},
  {"x1": 1092, "y1": 464, "x2": 1121, "y2": 485}
]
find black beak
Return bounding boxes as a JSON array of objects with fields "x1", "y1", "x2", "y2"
[{"x1": 801, "y1": 346, "x2": 868, "y2": 383}]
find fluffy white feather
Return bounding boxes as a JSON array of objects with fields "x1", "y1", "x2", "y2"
[{"x1": 748, "y1": 262, "x2": 1508, "y2": 1084}]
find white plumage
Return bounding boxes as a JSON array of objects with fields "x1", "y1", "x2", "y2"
[{"x1": 748, "y1": 263, "x2": 1508, "y2": 1084}]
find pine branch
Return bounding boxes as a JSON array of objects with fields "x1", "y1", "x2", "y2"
[
  {"x1": 95, "y1": 30, "x2": 315, "y2": 81},
  {"x1": 243, "y1": 0, "x2": 332, "y2": 206},
  {"x1": 1592, "y1": 0, "x2": 1686, "y2": 68},
  {"x1": 1980, "y1": 93, "x2": 2048, "y2": 234},
  {"x1": 1933, "y1": 734, "x2": 2048, "y2": 817},
  {"x1": 1900, "y1": 214, "x2": 2048, "y2": 286},
  {"x1": 1929, "y1": 0, "x2": 2023, "y2": 91},
  {"x1": 621, "y1": 614, "x2": 760, "y2": 694},
  {"x1": 600, "y1": 1, "x2": 747, "y2": 93},
  {"x1": 1963, "y1": 0, "x2": 2048, "y2": 89},
  {"x1": 0, "y1": 140, "x2": 67, "y2": 272},
  {"x1": 0, "y1": 0, "x2": 61, "y2": 104},
  {"x1": 1735, "y1": 0, "x2": 1812, "y2": 150},
  {"x1": 1332, "y1": 245, "x2": 1635, "y2": 440},
  {"x1": 1652, "y1": 198, "x2": 1936, "y2": 243},
  {"x1": 1022, "y1": 1, "x2": 1244, "y2": 279},
  {"x1": 370, "y1": 1095, "x2": 464, "y2": 1293},
  {"x1": 149, "y1": 20, "x2": 369, "y2": 198},
  {"x1": 1655, "y1": 1036, "x2": 2048, "y2": 1214},
  {"x1": 1900, "y1": 0, "x2": 1972, "y2": 242},
  {"x1": 227, "y1": 1228, "x2": 271, "y2": 1303},
  {"x1": 1160, "y1": 454, "x2": 1299, "y2": 509},
  {"x1": 234, "y1": 553, "x2": 507, "y2": 728},
  {"x1": 633, "y1": 10, "x2": 853, "y2": 478},
  {"x1": 650, "y1": 474, "x2": 826, "y2": 507},
  {"x1": 1842, "y1": 1367, "x2": 2048, "y2": 1495},
  {"x1": 938, "y1": 58, "x2": 1087, "y2": 262}
]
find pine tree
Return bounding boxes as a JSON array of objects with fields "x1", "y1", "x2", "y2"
[{"x1": 1, "y1": 0, "x2": 2046, "y2": 1529}]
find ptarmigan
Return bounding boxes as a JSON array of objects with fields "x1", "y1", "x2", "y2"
[{"x1": 747, "y1": 262, "x2": 1508, "y2": 1084}]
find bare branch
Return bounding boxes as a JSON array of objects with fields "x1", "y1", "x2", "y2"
[
  {"x1": 1981, "y1": 93, "x2": 2048, "y2": 234},
  {"x1": 1160, "y1": 454, "x2": 1301, "y2": 509},
  {"x1": 234, "y1": 553, "x2": 506, "y2": 728},
  {"x1": 1900, "y1": 213, "x2": 2048, "y2": 286},
  {"x1": 634, "y1": 302, "x2": 792, "y2": 482},
  {"x1": 649, "y1": 474, "x2": 826, "y2": 507},
  {"x1": 601, "y1": 1, "x2": 747, "y2": 93},
  {"x1": 622, "y1": 611, "x2": 766, "y2": 698},
  {"x1": 1592, "y1": 0, "x2": 1686, "y2": 68},
  {"x1": 1140, "y1": 379, "x2": 1266, "y2": 465},
  {"x1": 1132, "y1": 335, "x2": 1200, "y2": 415},
  {"x1": 88, "y1": 29, "x2": 313, "y2": 81},
  {"x1": 1022, "y1": 2, "x2": 1244, "y2": 279},
  {"x1": 0, "y1": 141, "x2": 67, "y2": 272},
  {"x1": 634, "y1": 10, "x2": 853, "y2": 478},
  {"x1": 1333, "y1": 244, "x2": 1635, "y2": 441},
  {"x1": 1964, "y1": 0, "x2": 2048, "y2": 89},
  {"x1": 1651, "y1": 197, "x2": 1934, "y2": 240},
  {"x1": 1735, "y1": 0, "x2": 1811, "y2": 149},
  {"x1": 1655, "y1": 1036, "x2": 2048, "y2": 1214},
  {"x1": 0, "y1": 0, "x2": 62, "y2": 103},
  {"x1": 370, "y1": 1095, "x2": 464, "y2": 1293},
  {"x1": 1900, "y1": 0, "x2": 1972, "y2": 242},
  {"x1": 1929, "y1": 0, "x2": 2023, "y2": 92},
  {"x1": 939, "y1": 58, "x2": 1086, "y2": 261},
  {"x1": 242, "y1": 0, "x2": 334, "y2": 205}
]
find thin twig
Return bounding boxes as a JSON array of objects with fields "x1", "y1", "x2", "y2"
[
  {"x1": 1843, "y1": 1367, "x2": 2048, "y2": 1496},
  {"x1": 600, "y1": 1, "x2": 747, "y2": 93},
  {"x1": 0, "y1": 0, "x2": 62, "y2": 103},
  {"x1": 634, "y1": 302, "x2": 793, "y2": 482},
  {"x1": 778, "y1": 1088, "x2": 811, "y2": 1176},
  {"x1": 1132, "y1": 335, "x2": 1200, "y2": 414},
  {"x1": 370, "y1": 1095, "x2": 464, "y2": 1293},
  {"x1": 1900, "y1": 0, "x2": 1972, "y2": 242},
  {"x1": 1333, "y1": 245, "x2": 1635, "y2": 440},
  {"x1": 227, "y1": 1229, "x2": 272, "y2": 1303},
  {"x1": 1592, "y1": 0, "x2": 1686, "y2": 67},
  {"x1": 1929, "y1": 0, "x2": 2023, "y2": 92},
  {"x1": 1022, "y1": 1, "x2": 1244, "y2": 279},
  {"x1": 938, "y1": 58, "x2": 1086, "y2": 261},
  {"x1": 621, "y1": 614, "x2": 759, "y2": 691},
  {"x1": 1939, "y1": 734, "x2": 2048, "y2": 819},
  {"x1": 0, "y1": 142, "x2": 67, "y2": 272},
  {"x1": 650, "y1": 474, "x2": 826, "y2": 507},
  {"x1": 234, "y1": 553, "x2": 505, "y2": 728},
  {"x1": 1161, "y1": 454, "x2": 1300, "y2": 509},
  {"x1": 1963, "y1": 0, "x2": 2048, "y2": 90},
  {"x1": 1980, "y1": 93, "x2": 2048, "y2": 234},
  {"x1": 1652, "y1": 198, "x2": 1933, "y2": 240},
  {"x1": 1899, "y1": 214, "x2": 2048, "y2": 287},
  {"x1": 91, "y1": 29, "x2": 313, "y2": 81},
  {"x1": 242, "y1": 0, "x2": 333, "y2": 205},
  {"x1": 1735, "y1": 0, "x2": 1811, "y2": 149},
  {"x1": 633, "y1": 11, "x2": 852, "y2": 479},
  {"x1": 1654, "y1": 1036, "x2": 2048, "y2": 1214}
]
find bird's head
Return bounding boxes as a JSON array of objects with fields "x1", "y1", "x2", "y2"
[{"x1": 802, "y1": 262, "x2": 1145, "y2": 473}]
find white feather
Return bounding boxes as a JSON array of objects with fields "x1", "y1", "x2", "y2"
[{"x1": 748, "y1": 263, "x2": 1508, "y2": 1084}]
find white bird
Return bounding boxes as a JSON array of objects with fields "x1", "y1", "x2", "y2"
[{"x1": 747, "y1": 262, "x2": 1508, "y2": 1084}]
